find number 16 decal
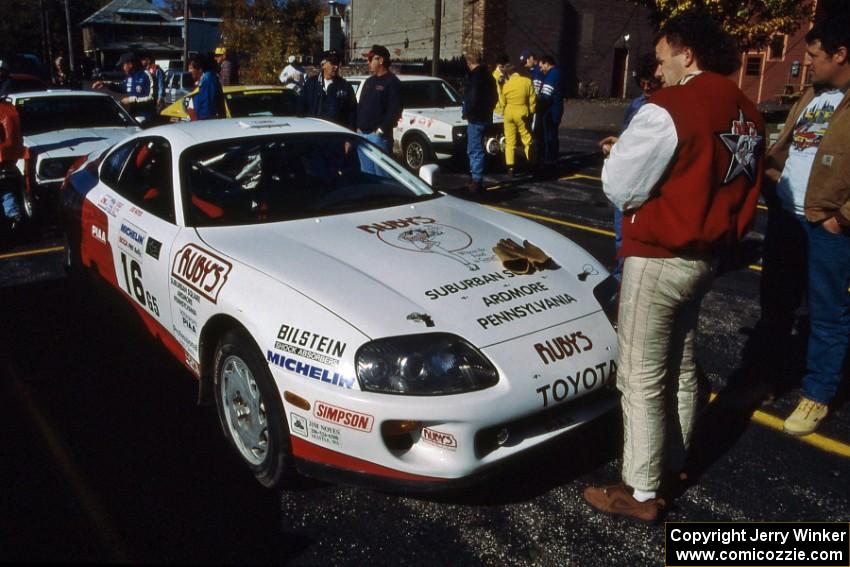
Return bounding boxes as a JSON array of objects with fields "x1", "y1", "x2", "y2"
[{"x1": 120, "y1": 252, "x2": 160, "y2": 316}]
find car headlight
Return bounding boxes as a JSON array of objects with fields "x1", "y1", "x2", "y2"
[
  {"x1": 593, "y1": 275, "x2": 619, "y2": 329},
  {"x1": 39, "y1": 157, "x2": 79, "y2": 180},
  {"x1": 356, "y1": 333, "x2": 498, "y2": 395}
]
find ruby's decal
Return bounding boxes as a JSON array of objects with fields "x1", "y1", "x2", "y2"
[
  {"x1": 314, "y1": 401, "x2": 374, "y2": 432},
  {"x1": 359, "y1": 216, "x2": 495, "y2": 272},
  {"x1": 421, "y1": 427, "x2": 457, "y2": 450},
  {"x1": 171, "y1": 244, "x2": 232, "y2": 303}
]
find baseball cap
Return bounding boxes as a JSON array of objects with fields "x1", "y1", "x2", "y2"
[
  {"x1": 321, "y1": 50, "x2": 341, "y2": 65},
  {"x1": 214, "y1": 46, "x2": 227, "y2": 56},
  {"x1": 288, "y1": 55, "x2": 296, "y2": 64},
  {"x1": 362, "y1": 44, "x2": 391, "y2": 62},
  {"x1": 116, "y1": 52, "x2": 136, "y2": 67},
  {"x1": 519, "y1": 49, "x2": 532, "y2": 62}
]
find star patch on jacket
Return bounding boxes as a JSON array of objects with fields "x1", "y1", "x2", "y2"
[{"x1": 718, "y1": 108, "x2": 763, "y2": 184}]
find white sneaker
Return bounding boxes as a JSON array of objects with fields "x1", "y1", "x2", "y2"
[{"x1": 783, "y1": 397, "x2": 828, "y2": 436}]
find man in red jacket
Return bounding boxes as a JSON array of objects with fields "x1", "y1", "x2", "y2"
[
  {"x1": 0, "y1": 100, "x2": 24, "y2": 231},
  {"x1": 583, "y1": 10, "x2": 764, "y2": 522}
]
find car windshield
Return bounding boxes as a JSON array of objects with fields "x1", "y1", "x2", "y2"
[
  {"x1": 16, "y1": 96, "x2": 136, "y2": 135},
  {"x1": 182, "y1": 132, "x2": 438, "y2": 227},
  {"x1": 224, "y1": 90, "x2": 298, "y2": 117},
  {"x1": 401, "y1": 80, "x2": 461, "y2": 108}
]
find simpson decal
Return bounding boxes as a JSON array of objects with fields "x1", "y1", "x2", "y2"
[
  {"x1": 171, "y1": 244, "x2": 232, "y2": 303},
  {"x1": 314, "y1": 401, "x2": 373, "y2": 432}
]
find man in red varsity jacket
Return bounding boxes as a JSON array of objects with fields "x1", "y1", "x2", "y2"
[{"x1": 583, "y1": 10, "x2": 764, "y2": 523}]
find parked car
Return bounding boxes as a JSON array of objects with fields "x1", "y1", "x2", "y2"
[
  {"x1": 5, "y1": 90, "x2": 140, "y2": 219},
  {"x1": 160, "y1": 85, "x2": 299, "y2": 121},
  {"x1": 347, "y1": 75, "x2": 505, "y2": 170},
  {"x1": 164, "y1": 70, "x2": 193, "y2": 105},
  {"x1": 62, "y1": 117, "x2": 618, "y2": 489}
]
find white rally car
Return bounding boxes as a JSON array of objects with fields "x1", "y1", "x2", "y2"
[
  {"x1": 4, "y1": 90, "x2": 140, "y2": 219},
  {"x1": 62, "y1": 118, "x2": 618, "y2": 489},
  {"x1": 347, "y1": 75, "x2": 505, "y2": 171}
]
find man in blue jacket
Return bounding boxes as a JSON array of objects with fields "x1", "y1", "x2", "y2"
[
  {"x1": 187, "y1": 55, "x2": 224, "y2": 121},
  {"x1": 356, "y1": 45, "x2": 402, "y2": 174},
  {"x1": 538, "y1": 55, "x2": 563, "y2": 174},
  {"x1": 93, "y1": 52, "x2": 156, "y2": 122},
  {"x1": 462, "y1": 52, "x2": 497, "y2": 193},
  {"x1": 298, "y1": 50, "x2": 357, "y2": 130}
]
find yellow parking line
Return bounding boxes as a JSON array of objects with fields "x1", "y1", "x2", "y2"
[
  {"x1": 0, "y1": 245, "x2": 64, "y2": 260},
  {"x1": 709, "y1": 394, "x2": 850, "y2": 458},
  {"x1": 488, "y1": 205, "x2": 616, "y2": 237},
  {"x1": 560, "y1": 173, "x2": 602, "y2": 182}
]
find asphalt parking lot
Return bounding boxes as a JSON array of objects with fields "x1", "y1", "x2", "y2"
[{"x1": 1, "y1": 128, "x2": 848, "y2": 565}]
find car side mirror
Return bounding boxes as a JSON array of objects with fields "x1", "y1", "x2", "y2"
[{"x1": 418, "y1": 163, "x2": 440, "y2": 186}]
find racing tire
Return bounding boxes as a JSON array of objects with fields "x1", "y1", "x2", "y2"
[
  {"x1": 402, "y1": 133, "x2": 433, "y2": 171},
  {"x1": 213, "y1": 328, "x2": 292, "y2": 488}
]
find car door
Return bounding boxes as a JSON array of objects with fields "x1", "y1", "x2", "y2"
[{"x1": 99, "y1": 136, "x2": 181, "y2": 335}]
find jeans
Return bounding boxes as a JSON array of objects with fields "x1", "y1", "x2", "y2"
[
  {"x1": 617, "y1": 255, "x2": 717, "y2": 491},
  {"x1": 1, "y1": 169, "x2": 21, "y2": 219},
  {"x1": 748, "y1": 208, "x2": 850, "y2": 404},
  {"x1": 802, "y1": 218, "x2": 850, "y2": 404},
  {"x1": 466, "y1": 122, "x2": 487, "y2": 182},
  {"x1": 358, "y1": 132, "x2": 392, "y2": 176}
]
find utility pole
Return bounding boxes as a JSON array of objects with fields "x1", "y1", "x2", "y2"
[
  {"x1": 432, "y1": 0, "x2": 441, "y2": 76},
  {"x1": 64, "y1": 0, "x2": 75, "y2": 75},
  {"x1": 183, "y1": 0, "x2": 190, "y2": 71}
]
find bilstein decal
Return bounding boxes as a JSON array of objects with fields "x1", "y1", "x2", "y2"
[
  {"x1": 275, "y1": 324, "x2": 346, "y2": 367},
  {"x1": 171, "y1": 244, "x2": 232, "y2": 303}
]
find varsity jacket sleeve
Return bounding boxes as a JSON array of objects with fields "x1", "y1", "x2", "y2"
[{"x1": 601, "y1": 103, "x2": 678, "y2": 212}]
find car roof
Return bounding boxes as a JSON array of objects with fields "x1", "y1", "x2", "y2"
[
  {"x1": 344, "y1": 74, "x2": 447, "y2": 83},
  {"x1": 138, "y1": 117, "x2": 352, "y2": 148},
  {"x1": 6, "y1": 90, "x2": 116, "y2": 101}
]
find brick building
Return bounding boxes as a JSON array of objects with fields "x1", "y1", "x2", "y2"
[{"x1": 349, "y1": 0, "x2": 656, "y2": 99}]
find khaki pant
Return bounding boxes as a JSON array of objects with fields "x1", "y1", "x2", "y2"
[
  {"x1": 617, "y1": 256, "x2": 716, "y2": 492},
  {"x1": 503, "y1": 104, "x2": 532, "y2": 166}
]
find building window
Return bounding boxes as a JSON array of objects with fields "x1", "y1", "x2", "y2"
[
  {"x1": 769, "y1": 34, "x2": 786, "y2": 60},
  {"x1": 746, "y1": 55, "x2": 762, "y2": 76}
]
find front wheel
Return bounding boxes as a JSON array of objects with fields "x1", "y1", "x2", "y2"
[
  {"x1": 213, "y1": 329, "x2": 291, "y2": 488},
  {"x1": 402, "y1": 134, "x2": 433, "y2": 171}
]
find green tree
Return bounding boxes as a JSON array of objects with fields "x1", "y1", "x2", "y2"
[
  {"x1": 220, "y1": 0, "x2": 287, "y2": 83},
  {"x1": 633, "y1": 0, "x2": 814, "y2": 52}
]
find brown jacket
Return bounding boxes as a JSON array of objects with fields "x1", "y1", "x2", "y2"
[{"x1": 765, "y1": 83, "x2": 850, "y2": 224}]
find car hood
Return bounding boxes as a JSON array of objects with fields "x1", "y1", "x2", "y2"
[
  {"x1": 197, "y1": 196, "x2": 608, "y2": 347},
  {"x1": 25, "y1": 127, "x2": 139, "y2": 159},
  {"x1": 403, "y1": 107, "x2": 504, "y2": 126},
  {"x1": 403, "y1": 107, "x2": 465, "y2": 126}
]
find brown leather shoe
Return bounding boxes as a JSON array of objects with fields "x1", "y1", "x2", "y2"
[{"x1": 583, "y1": 483, "x2": 666, "y2": 524}]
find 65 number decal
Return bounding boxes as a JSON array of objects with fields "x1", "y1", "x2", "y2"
[{"x1": 120, "y1": 252, "x2": 160, "y2": 316}]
